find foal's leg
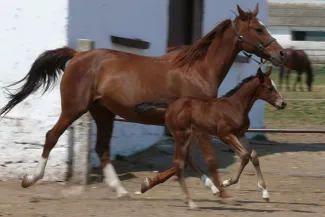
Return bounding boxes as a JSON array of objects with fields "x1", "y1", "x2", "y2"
[
  {"x1": 219, "y1": 135, "x2": 250, "y2": 188},
  {"x1": 174, "y1": 130, "x2": 198, "y2": 209},
  {"x1": 140, "y1": 131, "x2": 218, "y2": 195},
  {"x1": 250, "y1": 149, "x2": 270, "y2": 201},
  {"x1": 226, "y1": 137, "x2": 270, "y2": 201},
  {"x1": 199, "y1": 133, "x2": 230, "y2": 199},
  {"x1": 90, "y1": 103, "x2": 128, "y2": 198},
  {"x1": 187, "y1": 132, "x2": 219, "y2": 195}
]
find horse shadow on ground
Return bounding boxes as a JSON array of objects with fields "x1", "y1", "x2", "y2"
[{"x1": 89, "y1": 134, "x2": 325, "y2": 183}]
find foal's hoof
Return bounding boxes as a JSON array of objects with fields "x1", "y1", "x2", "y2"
[
  {"x1": 21, "y1": 174, "x2": 36, "y2": 188},
  {"x1": 140, "y1": 177, "x2": 152, "y2": 193},
  {"x1": 221, "y1": 178, "x2": 231, "y2": 187}
]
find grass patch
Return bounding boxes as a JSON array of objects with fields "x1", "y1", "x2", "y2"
[{"x1": 264, "y1": 65, "x2": 325, "y2": 127}]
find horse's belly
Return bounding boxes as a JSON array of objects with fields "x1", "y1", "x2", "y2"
[{"x1": 97, "y1": 97, "x2": 166, "y2": 126}]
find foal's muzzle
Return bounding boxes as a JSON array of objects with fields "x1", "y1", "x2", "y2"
[{"x1": 276, "y1": 101, "x2": 287, "y2": 110}]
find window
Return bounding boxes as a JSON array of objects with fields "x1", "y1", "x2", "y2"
[{"x1": 292, "y1": 30, "x2": 325, "y2": 41}]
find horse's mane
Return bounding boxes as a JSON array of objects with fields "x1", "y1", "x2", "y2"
[
  {"x1": 169, "y1": 19, "x2": 233, "y2": 68},
  {"x1": 222, "y1": 75, "x2": 256, "y2": 97}
]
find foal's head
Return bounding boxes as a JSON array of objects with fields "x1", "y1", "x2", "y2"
[
  {"x1": 256, "y1": 67, "x2": 286, "y2": 110},
  {"x1": 234, "y1": 4, "x2": 286, "y2": 66}
]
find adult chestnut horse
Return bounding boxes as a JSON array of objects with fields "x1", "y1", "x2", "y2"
[
  {"x1": 134, "y1": 67, "x2": 286, "y2": 209},
  {"x1": 279, "y1": 48, "x2": 313, "y2": 91},
  {"x1": 0, "y1": 4, "x2": 285, "y2": 199}
]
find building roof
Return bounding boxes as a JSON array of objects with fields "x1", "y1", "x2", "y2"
[{"x1": 268, "y1": 2, "x2": 325, "y2": 27}]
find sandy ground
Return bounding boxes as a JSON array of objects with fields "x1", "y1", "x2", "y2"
[{"x1": 0, "y1": 135, "x2": 325, "y2": 217}]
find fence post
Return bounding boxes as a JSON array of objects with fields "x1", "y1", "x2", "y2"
[{"x1": 67, "y1": 39, "x2": 95, "y2": 185}]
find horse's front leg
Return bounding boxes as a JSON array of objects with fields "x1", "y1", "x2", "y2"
[
  {"x1": 187, "y1": 132, "x2": 219, "y2": 195},
  {"x1": 199, "y1": 133, "x2": 230, "y2": 199}
]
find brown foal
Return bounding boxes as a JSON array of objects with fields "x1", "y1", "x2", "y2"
[
  {"x1": 0, "y1": 4, "x2": 285, "y2": 199},
  {"x1": 134, "y1": 67, "x2": 286, "y2": 209}
]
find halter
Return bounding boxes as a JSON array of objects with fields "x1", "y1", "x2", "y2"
[{"x1": 232, "y1": 21, "x2": 276, "y2": 65}]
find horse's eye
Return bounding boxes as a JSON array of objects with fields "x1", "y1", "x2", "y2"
[{"x1": 255, "y1": 28, "x2": 263, "y2": 33}]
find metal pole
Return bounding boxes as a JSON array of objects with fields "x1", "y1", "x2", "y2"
[{"x1": 114, "y1": 116, "x2": 325, "y2": 134}]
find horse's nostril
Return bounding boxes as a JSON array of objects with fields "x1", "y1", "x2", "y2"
[
  {"x1": 282, "y1": 101, "x2": 287, "y2": 109},
  {"x1": 279, "y1": 51, "x2": 286, "y2": 60}
]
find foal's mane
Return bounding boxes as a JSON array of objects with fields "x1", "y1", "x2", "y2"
[{"x1": 222, "y1": 75, "x2": 256, "y2": 97}]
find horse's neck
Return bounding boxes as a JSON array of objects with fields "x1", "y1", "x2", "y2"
[
  {"x1": 229, "y1": 80, "x2": 259, "y2": 116},
  {"x1": 204, "y1": 29, "x2": 240, "y2": 88}
]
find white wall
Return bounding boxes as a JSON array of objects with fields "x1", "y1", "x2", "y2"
[
  {"x1": 67, "y1": 0, "x2": 169, "y2": 166},
  {"x1": 269, "y1": 25, "x2": 325, "y2": 62},
  {"x1": 204, "y1": 0, "x2": 268, "y2": 137},
  {"x1": 0, "y1": 0, "x2": 69, "y2": 181}
]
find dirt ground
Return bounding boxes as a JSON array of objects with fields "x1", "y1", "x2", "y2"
[{"x1": 0, "y1": 135, "x2": 325, "y2": 217}]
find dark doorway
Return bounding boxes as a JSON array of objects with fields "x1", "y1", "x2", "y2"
[
  {"x1": 165, "y1": 0, "x2": 203, "y2": 135},
  {"x1": 167, "y1": 0, "x2": 203, "y2": 47}
]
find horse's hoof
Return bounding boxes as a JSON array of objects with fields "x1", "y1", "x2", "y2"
[
  {"x1": 117, "y1": 192, "x2": 131, "y2": 200},
  {"x1": 188, "y1": 201, "x2": 199, "y2": 210},
  {"x1": 140, "y1": 177, "x2": 152, "y2": 193},
  {"x1": 21, "y1": 174, "x2": 35, "y2": 188},
  {"x1": 263, "y1": 197, "x2": 270, "y2": 202}
]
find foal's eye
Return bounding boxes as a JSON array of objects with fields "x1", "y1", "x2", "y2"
[
  {"x1": 267, "y1": 87, "x2": 273, "y2": 92},
  {"x1": 255, "y1": 28, "x2": 263, "y2": 33}
]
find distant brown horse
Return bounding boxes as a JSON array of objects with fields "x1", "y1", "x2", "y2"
[
  {"x1": 279, "y1": 48, "x2": 313, "y2": 91},
  {"x1": 0, "y1": 4, "x2": 285, "y2": 199},
  {"x1": 134, "y1": 67, "x2": 286, "y2": 209}
]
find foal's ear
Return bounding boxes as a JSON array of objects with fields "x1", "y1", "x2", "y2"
[
  {"x1": 237, "y1": 5, "x2": 247, "y2": 20},
  {"x1": 257, "y1": 67, "x2": 265, "y2": 83},
  {"x1": 265, "y1": 66, "x2": 273, "y2": 77},
  {"x1": 252, "y1": 3, "x2": 259, "y2": 17}
]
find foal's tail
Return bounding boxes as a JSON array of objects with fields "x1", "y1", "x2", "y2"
[
  {"x1": 0, "y1": 46, "x2": 77, "y2": 117},
  {"x1": 133, "y1": 101, "x2": 169, "y2": 115}
]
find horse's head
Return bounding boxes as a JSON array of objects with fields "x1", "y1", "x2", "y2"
[
  {"x1": 233, "y1": 4, "x2": 286, "y2": 66},
  {"x1": 256, "y1": 67, "x2": 286, "y2": 110}
]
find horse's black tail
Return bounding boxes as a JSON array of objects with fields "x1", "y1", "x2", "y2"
[
  {"x1": 133, "y1": 101, "x2": 169, "y2": 115},
  {"x1": 0, "y1": 46, "x2": 77, "y2": 118},
  {"x1": 303, "y1": 51, "x2": 313, "y2": 91}
]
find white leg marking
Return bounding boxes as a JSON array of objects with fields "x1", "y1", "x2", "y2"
[
  {"x1": 222, "y1": 178, "x2": 231, "y2": 187},
  {"x1": 103, "y1": 163, "x2": 128, "y2": 198},
  {"x1": 188, "y1": 200, "x2": 199, "y2": 210},
  {"x1": 22, "y1": 157, "x2": 48, "y2": 188},
  {"x1": 258, "y1": 182, "x2": 270, "y2": 200},
  {"x1": 201, "y1": 174, "x2": 219, "y2": 195}
]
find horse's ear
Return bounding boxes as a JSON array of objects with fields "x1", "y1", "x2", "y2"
[
  {"x1": 265, "y1": 66, "x2": 273, "y2": 77},
  {"x1": 252, "y1": 3, "x2": 259, "y2": 17},
  {"x1": 257, "y1": 67, "x2": 265, "y2": 83},
  {"x1": 237, "y1": 5, "x2": 246, "y2": 20}
]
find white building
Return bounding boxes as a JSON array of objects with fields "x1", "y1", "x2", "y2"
[
  {"x1": 0, "y1": 0, "x2": 268, "y2": 180},
  {"x1": 268, "y1": 0, "x2": 325, "y2": 62}
]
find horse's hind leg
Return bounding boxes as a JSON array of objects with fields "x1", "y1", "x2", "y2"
[
  {"x1": 293, "y1": 71, "x2": 303, "y2": 91},
  {"x1": 286, "y1": 69, "x2": 291, "y2": 91},
  {"x1": 21, "y1": 103, "x2": 88, "y2": 188},
  {"x1": 89, "y1": 103, "x2": 128, "y2": 198},
  {"x1": 250, "y1": 149, "x2": 270, "y2": 202}
]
